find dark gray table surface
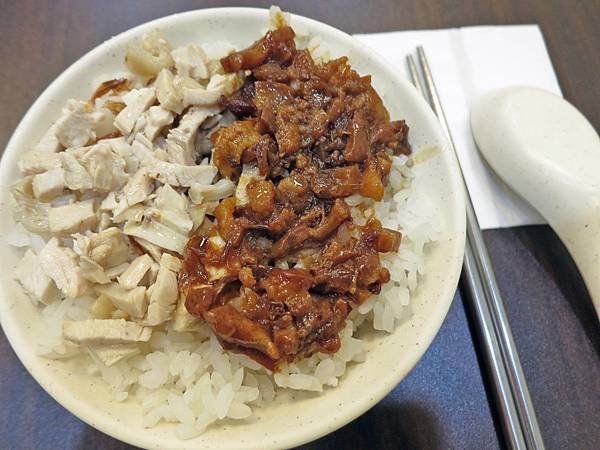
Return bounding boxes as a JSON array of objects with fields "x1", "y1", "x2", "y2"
[{"x1": 1, "y1": 1, "x2": 599, "y2": 449}]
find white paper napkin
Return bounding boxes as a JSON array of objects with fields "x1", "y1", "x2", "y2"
[{"x1": 354, "y1": 25, "x2": 562, "y2": 229}]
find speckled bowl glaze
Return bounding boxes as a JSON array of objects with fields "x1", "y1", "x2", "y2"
[{"x1": 0, "y1": 8, "x2": 465, "y2": 449}]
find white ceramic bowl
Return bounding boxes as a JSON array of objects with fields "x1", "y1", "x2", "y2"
[{"x1": 0, "y1": 7, "x2": 465, "y2": 449}]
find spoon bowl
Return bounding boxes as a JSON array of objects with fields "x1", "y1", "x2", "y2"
[{"x1": 471, "y1": 86, "x2": 600, "y2": 317}]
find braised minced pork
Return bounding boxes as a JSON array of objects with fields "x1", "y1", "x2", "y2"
[{"x1": 180, "y1": 25, "x2": 409, "y2": 370}]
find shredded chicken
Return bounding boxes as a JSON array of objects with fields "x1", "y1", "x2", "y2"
[
  {"x1": 143, "y1": 106, "x2": 174, "y2": 141},
  {"x1": 189, "y1": 179, "x2": 236, "y2": 204},
  {"x1": 96, "y1": 283, "x2": 148, "y2": 318},
  {"x1": 145, "y1": 253, "x2": 180, "y2": 325},
  {"x1": 18, "y1": 151, "x2": 61, "y2": 175},
  {"x1": 9, "y1": 29, "x2": 252, "y2": 364},
  {"x1": 14, "y1": 250, "x2": 60, "y2": 305},
  {"x1": 48, "y1": 200, "x2": 98, "y2": 236},
  {"x1": 165, "y1": 107, "x2": 215, "y2": 165},
  {"x1": 117, "y1": 254, "x2": 153, "y2": 289},
  {"x1": 114, "y1": 87, "x2": 156, "y2": 135},
  {"x1": 155, "y1": 68, "x2": 184, "y2": 114},
  {"x1": 54, "y1": 100, "x2": 97, "y2": 148},
  {"x1": 39, "y1": 238, "x2": 88, "y2": 298},
  {"x1": 112, "y1": 168, "x2": 153, "y2": 216},
  {"x1": 32, "y1": 168, "x2": 65, "y2": 201},
  {"x1": 171, "y1": 44, "x2": 210, "y2": 79},
  {"x1": 79, "y1": 142, "x2": 128, "y2": 192},
  {"x1": 146, "y1": 159, "x2": 217, "y2": 187},
  {"x1": 89, "y1": 343, "x2": 140, "y2": 366},
  {"x1": 181, "y1": 73, "x2": 244, "y2": 107},
  {"x1": 63, "y1": 319, "x2": 152, "y2": 344}
]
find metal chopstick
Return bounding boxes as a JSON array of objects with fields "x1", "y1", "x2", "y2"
[
  {"x1": 406, "y1": 53, "x2": 526, "y2": 450},
  {"x1": 406, "y1": 55, "x2": 423, "y2": 97},
  {"x1": 407, "y1": 48, "x2": 545, "y2": 450},
  {"x1": 463, "y1": 242, "x2": 527, "y2": 449}
]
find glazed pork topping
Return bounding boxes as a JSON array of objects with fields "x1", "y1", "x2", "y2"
[{"x1": 179, "y1": 25, "x2": 409, "y2": 370}]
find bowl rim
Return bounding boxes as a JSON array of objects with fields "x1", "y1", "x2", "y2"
[{"x1": 0, "y1": 6, "x2": 465, "y2": 449}]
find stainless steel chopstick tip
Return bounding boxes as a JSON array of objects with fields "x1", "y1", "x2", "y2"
[{"x1": 406, "y1": 54, "x2": 424, "y2": 96}]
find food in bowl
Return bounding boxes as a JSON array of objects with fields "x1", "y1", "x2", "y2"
[{"x1": 8, "y1": 7, "x2": 437, "y2": 438}]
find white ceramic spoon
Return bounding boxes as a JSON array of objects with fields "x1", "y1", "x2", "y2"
[{"x1": 471, "y1": 86, "x2": 600, "y2": 318}]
